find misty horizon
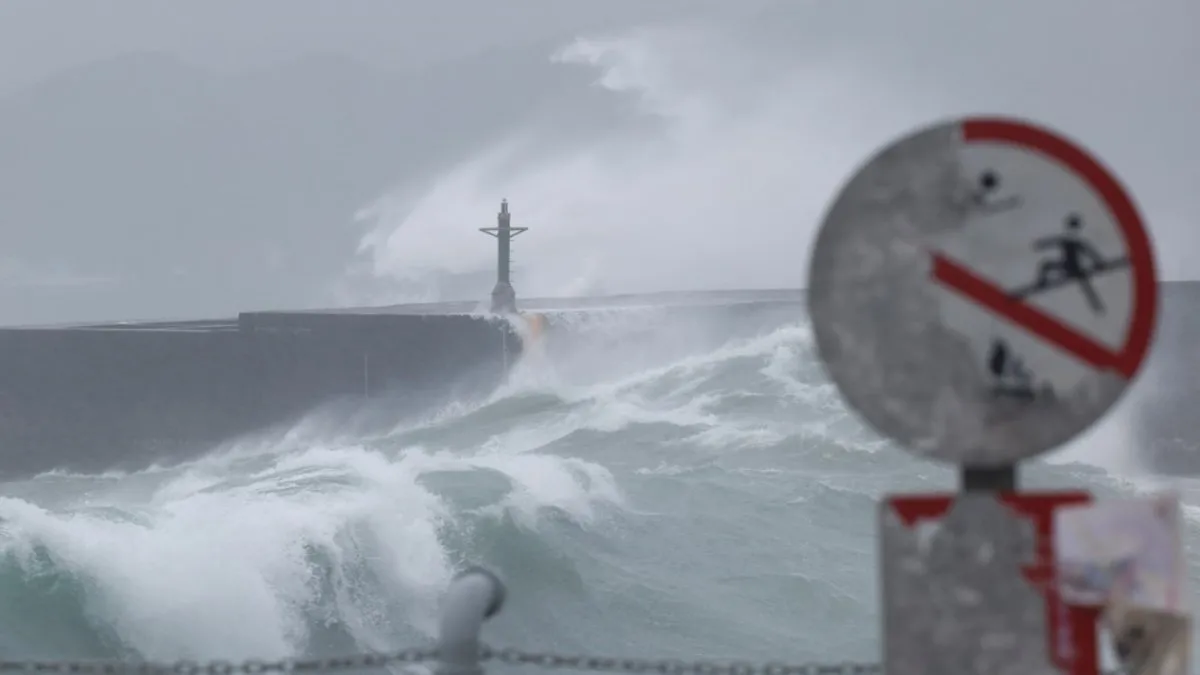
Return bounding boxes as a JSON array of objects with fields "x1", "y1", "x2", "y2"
[{"x1": 0, "y1": 1, "x2": 1196, "y2": 325}]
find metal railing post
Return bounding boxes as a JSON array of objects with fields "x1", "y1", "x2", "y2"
[{"x1": 434, "y1": 567, "x2": 507, "y2": 675}]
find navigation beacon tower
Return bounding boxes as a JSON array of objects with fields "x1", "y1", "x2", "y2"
[{"x1": 478, "y1": 199, "x2": 528, "y2": 314}]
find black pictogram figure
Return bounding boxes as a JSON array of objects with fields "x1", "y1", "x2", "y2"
[
  {"x1": 969, "y1": 169, "x2": 1022, "y2": 214},
  {"x1": 987, "y1": 338, "x2": 1035, "y2": 400},
  {"x1": 1010, "y1": 213, "x2": 1130, "y2": 314}
]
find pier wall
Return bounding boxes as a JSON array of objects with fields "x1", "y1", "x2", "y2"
[
  {"x1": 0, "y1": 291, "x2": 808, "y2": 480},
  {"x1": 0, "y1": 312, "x2": 517, "y2": 477}
]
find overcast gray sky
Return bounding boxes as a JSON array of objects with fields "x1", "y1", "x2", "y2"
[
  {"x1": 0, "y1": 0, "x2": 1196, "y2": 324},
  {"x1": 0, "y1": 0, "x2": 751, "y2": 92}
]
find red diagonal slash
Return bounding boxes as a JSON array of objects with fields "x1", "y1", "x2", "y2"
[{"x1": 930, "y1": 253, "x2": 1136, "y2": 378}]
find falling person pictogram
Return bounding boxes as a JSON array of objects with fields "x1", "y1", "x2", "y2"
[
  {"x1": 987, "y1": 338, "x2": 1035, "y2": 401},
  {"x1": 1010, "y1": 213, "x2": 1130, "y2": 314}
]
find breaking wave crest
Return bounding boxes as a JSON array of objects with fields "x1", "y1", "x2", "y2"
[{"x1": 0, "y1": 305, "x2": 1187, "y2": 664}]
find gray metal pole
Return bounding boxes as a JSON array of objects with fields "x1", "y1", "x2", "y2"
[
  {"x1": 434, "y1": 567, "x2": 507, "y2": 675},
  {"x1": 496, "y1": 201, "x2": 511, "y2": 286}
]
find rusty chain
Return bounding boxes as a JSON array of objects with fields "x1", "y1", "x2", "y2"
[
  {"x1": 0, "y1": 646, "x2": 879, "y2": 675},
  {"x1": 483, "y1": 647, "x2": 878, "y2": 675}
]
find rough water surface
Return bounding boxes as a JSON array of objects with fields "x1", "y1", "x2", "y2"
[{"x1": 0, "y1": 303, "x2": 1195, "y2": 670}]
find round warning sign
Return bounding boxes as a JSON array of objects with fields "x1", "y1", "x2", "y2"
[{"x1": 807, "y1": 116, "x2": 1158, "y2": 466}]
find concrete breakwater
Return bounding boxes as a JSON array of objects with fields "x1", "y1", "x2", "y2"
[{"x1": 0, "y1": 289, "x2": 806, "y2": 479}]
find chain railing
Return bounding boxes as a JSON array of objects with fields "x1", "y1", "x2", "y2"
[
  {"x1": 0, "y1": 568, "x2": 877, "y2": 675},
  {"x1": 0, "y1": 650, "x2": 878, "y2": 675}
]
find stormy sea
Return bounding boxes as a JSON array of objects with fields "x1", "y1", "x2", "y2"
[
  {"x1": 0, "y1": 295, "x2": 1195, "y2": 667},
  {"x1": 0, "y1": 0, "x2": 1196, "y2": 669}
]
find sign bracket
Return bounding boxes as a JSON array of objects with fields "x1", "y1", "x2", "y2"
[{"x1": 961, "y1": 465, "x2": 1017, "y2": 491}]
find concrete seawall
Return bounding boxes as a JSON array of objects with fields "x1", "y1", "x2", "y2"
[
  {"x1": 0, "y1": 310, "x2": 519, "y2": 478},
  {"x1": 0, "y1": 289, "x2": 808, "y2": 480}
]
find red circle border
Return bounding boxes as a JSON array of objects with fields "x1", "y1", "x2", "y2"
[{"x1": 961, "y1": 116, "x2": 1158, "y2": 379}]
